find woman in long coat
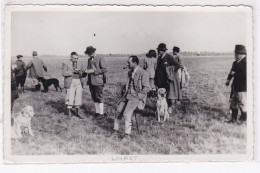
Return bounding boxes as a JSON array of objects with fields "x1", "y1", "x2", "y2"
[{"x1": 144, "y1": 50, "x2": 157, "y2": 91}]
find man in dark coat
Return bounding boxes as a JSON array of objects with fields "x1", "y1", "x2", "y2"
[
  {"x1": 11, "y1": 68, "x2": 19, "y2": 111},
  {"x1": 13, "y1": 55, "x2": 27, "y2": 92},
  {"x1": 85, "y1": 46, "x2": 107, "y2": 119},
  {"x1": 154, "y1": 43, "x2": 182, "y2": 114},
  {"x1": 226, "y1": 44, "x2": 247, "y2": 123}
]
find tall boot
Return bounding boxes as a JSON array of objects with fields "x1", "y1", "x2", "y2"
[
  {"x1": 35, "y1": 85, "x2": 38, "y2": 91},
  {"x1": 75, "y1": 107, "x2": 85, "y2": 119},
  {"x1": 227, "y1": 108, "x2": 238, "y2": 123},
  {"x1": 68, "y1": 108, "x2": 72, "y2": 118},
  {"x1": 239, "y1": 112, "x2": 247, "y2": 122}
]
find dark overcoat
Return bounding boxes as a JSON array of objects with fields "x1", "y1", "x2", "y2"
[
  {"x1": 154, "y1": 53, "x2": 182, "y2": 100},
  {"x1": 227, "y1": 58, "x2": 247, "y2": 92}
]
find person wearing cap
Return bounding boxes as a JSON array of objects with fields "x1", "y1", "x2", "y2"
[
  {"x1": 172, "y1": 46, "x2": 190, "y2": 92},
  {"x1": 154, "y1": 43, "x2": 182, "y2": 114},
  {"x1": 225, "y1": 45, "x2": 247, "y2": 123},
  {"x1": 26, "y1": 51, "x2": 47, "y2": 91},
  {"x1": 85, "y1": 46, "x2": 107, "y2": 118},
  {"x1": 13, "y1": 55, "x2": 27, "y2": 92},
  {"x1": 144, "y1": 50, "x2": 157, "y2": 94},
  {"x1": 113, "y1": 56, "x2": 150, "y2": 139},
  {"x1": 62, "y1": 52, "x2": 92, "y2": 118}
]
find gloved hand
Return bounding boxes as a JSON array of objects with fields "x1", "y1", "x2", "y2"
[{"x1": 225, "y1": 80, "x2": 230, "y2": 86}]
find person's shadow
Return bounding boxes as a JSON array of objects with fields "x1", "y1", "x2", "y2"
[{"x1": 45, "y1": 99, "x2": 66, "y2": 113}]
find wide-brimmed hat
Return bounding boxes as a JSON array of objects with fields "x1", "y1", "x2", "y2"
[
  {"x1": 157, "y1": 43, "x2": 167, "y2": 51},
  {"x1": 85, "y1": 46, "x2": 96, "y2": 55},
  {"x1": 173, "y1": 46, "x2": 180, "y2": 53},
  {"x1": 32, "y1": 51, "x2": 38, "y2": 56},
  {"x1": 17, "y1": 55, "x2": 23, "y2": 59},
  {"x1": 146, "y1": 50, "x2": 157, "y2": 58},
  {"x1": 235, "y1": 45, "x2": 246, "y2": 54}
]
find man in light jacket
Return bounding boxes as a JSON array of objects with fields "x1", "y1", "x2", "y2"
[
  {"x1": 62, "y1": 52, "x2": 92, "y2": 118},
  {"x1": 113, "y1": 56, "x2": 150, "y2": 140}
]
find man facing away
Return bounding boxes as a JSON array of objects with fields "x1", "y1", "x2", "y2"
[
  {"x1": 154, "y1": 43, "x2": 182, "y2": 114},
  {"x1": 225, "y1": 45, "x2": 247, "y2": 123},
  {"x1": 26, "y1": 51, "x2": 47, "y2": 91},
  {"x1": 13, "y1": 55, "x2": 27, "y2": 92},
  {"x1": 113, "y1": 56, "x2": 150, "y2": 140},
  {"x1": 85, "y1": 46, "x2": 107, "y2": 119}
]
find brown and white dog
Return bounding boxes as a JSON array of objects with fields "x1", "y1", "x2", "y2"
[
  {"x1": 12, "y1": 106, "x2": 35, "y2": 139},
  {"x1": 156, "y1": 88, "x2": 169, "y2": 122}
]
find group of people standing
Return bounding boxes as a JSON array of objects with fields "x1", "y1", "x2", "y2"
[
  {"x1": 113, "y1": 43, "x2": 190, "y2": 139},
  {"x1": 11, "y1": 51, "x2": 48, "y2": 110},
  {"x1": 11, "y1": 43, "x2": 246, "y2": 140}
]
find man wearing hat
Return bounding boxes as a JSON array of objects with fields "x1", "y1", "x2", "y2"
[
  {"x1": 154, "y1": 43, "x2": 182, "y2": 114},
  {"x1": 13, "y1": 55, "x2": 27, "y2": 92},
  {"x1": 113, "y1": 56, "x2": 150, "y2": 139},
  {"x1": 26, "y1": 51, "x2": 47, "y2": 91},
  {"x1": 85, "y1": 46, "x2": 107, "y2": 118},
  {"x1": 144, "y1": 50, "x2": 157, "y2": 93},
  {"x1": 225, "y1": 45, "x2": 247, "y2": 123}
]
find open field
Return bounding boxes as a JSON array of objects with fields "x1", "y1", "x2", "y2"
[{"x1": 11, "y1": 55, "x2": 247, "y2": 155}]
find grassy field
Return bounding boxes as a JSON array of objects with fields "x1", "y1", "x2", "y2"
[{"x1": 11, "y1": 55, "x2": 247, "y2": 155}]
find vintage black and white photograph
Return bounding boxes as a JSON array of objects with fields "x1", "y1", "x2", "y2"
[{"x1": 3, "y1": 5, "x2": 253, "y2": 162}]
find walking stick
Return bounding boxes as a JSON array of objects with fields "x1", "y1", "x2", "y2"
[{"x1": 134, "y1": 112, "x2": 140, "y2": 134}]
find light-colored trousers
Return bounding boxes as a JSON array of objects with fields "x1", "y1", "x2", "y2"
[
  {"x1": 114, "y1": 97, "x2": 139, "y2": 135},
  {"x1": 149, "y1": 78, "x2": 156, "y2": 90},
  {"x1": 230, "y1": 91, "x2": 247, "y2": 113},
  {"x1": 68, "y1": 79, "x2": 82, "y2": 108}
]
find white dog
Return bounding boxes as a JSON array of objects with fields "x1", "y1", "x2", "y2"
[
  {"x1": 12, "y1": 106, "x2": 35, "y2": 139},
  {"x1": 156, "y1": 88, "x2": 170, "y2": 122}
]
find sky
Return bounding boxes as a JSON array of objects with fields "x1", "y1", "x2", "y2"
[{"x1": 11, "y1": 11, "x2": 248, "y2": 56}]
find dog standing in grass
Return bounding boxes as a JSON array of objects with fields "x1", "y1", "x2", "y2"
[
  {"x1": 156, "y1": 88, "x2": 169, "y2": 122},
  {"x1": 37, "y1": 77, "x2": 62, "y2": 92}
]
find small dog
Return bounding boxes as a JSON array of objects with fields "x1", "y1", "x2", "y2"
[
  {"x1": 11, "y1": 106, "x2": 35, "y2": 139},
  {"x1": 38, "y1": 77, "x2": 62, "y2": 92},
  {"x1": 156, "y1": 88, "x2": 169, "y2": 122}
]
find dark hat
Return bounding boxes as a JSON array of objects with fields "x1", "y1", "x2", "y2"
[
  {"x1": 146, "y1": 50, "x2": 157, "y2": 58},
  {"x1": 17, "y1": 55, "x2": 23, "y2": 59},
  {"x1": 85, "y1": 46, "x2": 96, "y2": 55},
  {"x1": 173, "y1": 46, "x2": 180, "y2": 53},
  {"x1": 32, "y1": 51, "x2": 38, "y2": 56},
  {"x1": 157, "y1": 43, "x2": 168, "y2": 51},
  {"x1": 235, "y1": 45, "x2": 246, "y2": 54}
]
